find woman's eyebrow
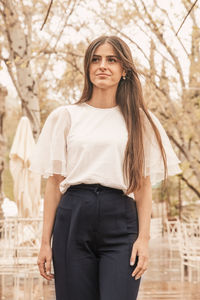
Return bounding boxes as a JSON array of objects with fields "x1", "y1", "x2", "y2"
[{"x1": 93, "y1": 54, "x2": 118, "y2": 58}]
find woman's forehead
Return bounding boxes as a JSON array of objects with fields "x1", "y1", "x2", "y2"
[{"x1": 93, "y1": 43, "x2": 117, "y2": 56}]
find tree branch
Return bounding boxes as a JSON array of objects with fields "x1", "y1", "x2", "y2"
[
  {"x1": 179, "y1": 174, "x2": 200, "y2": 198},
  {"x1": 153, "y1": 0, "x2": 189, "y2": 57},
  {"x1": 2, "y1": 58, "x2": 23, "y2": 101},
  {"x1": 88, "y1": 3, "x2": 150, "y2": 63},
  {"x1": 37, "y1": 0, "x2": 79, "y2": 80},
  {"x1": 167, "y1": 133, "x2": 189, "y2": 160},
  {"x1": 40, "y1": 0, "x2": 53, "y2": 30},
  {"x1": 133, "y1": 0, "x2": 186, "y2": 88},
  {"x1": 133, "y1": 20, "x2": 176, "y2": 68},
  {"x1": 176, "y1": 0, "x2": 198, "y2": 36}
]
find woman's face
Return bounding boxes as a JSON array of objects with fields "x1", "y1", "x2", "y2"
[{"x1": 89, "y1": 43, "x2": 125, "y2": 90}]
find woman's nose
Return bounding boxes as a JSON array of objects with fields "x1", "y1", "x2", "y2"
[{"x1": 99, "y1": 58, "x2": 107, "y2": 69}]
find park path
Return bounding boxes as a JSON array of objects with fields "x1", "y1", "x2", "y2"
[{"x1": 138, "y1": 236, "x2": 199, "y2": 300}]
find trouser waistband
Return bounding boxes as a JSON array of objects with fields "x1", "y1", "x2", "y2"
[{"x1": 68, "y1": 183, "x2": 124, "y2": 194}]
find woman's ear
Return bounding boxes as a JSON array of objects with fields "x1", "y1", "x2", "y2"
[
  {"x1": 122, "y1": 70, "x2": 126, "y2": 80},
  {"x1": 122, "y1": 70, "x2": 126, "y2": 77}
]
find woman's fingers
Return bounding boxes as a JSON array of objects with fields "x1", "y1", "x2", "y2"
[
  {"x1": 130, "y1": 247, "x2": 137, "y2": 266},
  {"x1": 130, "y1": 238, "x2": 149, "y2": 280},
  {"x1": 131, "y1": 255, "x2": 144, "y2": 278},
  {"x1": 45, "y1": 258, "x2": 54, "y2": 279},
  {"x1": 38, "y1": 259, "x2": 47, "y2": 279},
  {"x1": 135, "y1": 259, "x2": 148, "y2": 280},
  {"x1": 38, "y1": 258, "x2": 54, "y2": 280},
  {"x1": 132, "y1": 255, "x2": 148, "y2": 280},
  {"x1": 37, "y1": 246, "x2": 54, "y2": 281}
]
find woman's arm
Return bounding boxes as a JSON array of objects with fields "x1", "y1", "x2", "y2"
[
  {"x1": 37, "y1": 174, "x2": 65, "y2": 280},
  {"x1": 130, "y1": 175, "x2": 152, "y2": 280}
]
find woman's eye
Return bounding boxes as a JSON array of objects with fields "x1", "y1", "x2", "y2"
[
  {"x1": 91, "y1": 57, "x2": 99, "y2": 63},
  {"x1": 108, "y1": 58, "x2": 117, "y2": 63}
]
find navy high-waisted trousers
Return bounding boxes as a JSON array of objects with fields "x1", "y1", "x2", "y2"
[{"x1": 52, "y1": 183, "x2": 141, "y2": 300}]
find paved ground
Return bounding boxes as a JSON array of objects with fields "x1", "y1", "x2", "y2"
[
  {"x1": 0, "y1": 236, "x2": 199, "y2": 299},
  {"x1": 138, "y1": 236, "x2": 200, "y2": 300}
]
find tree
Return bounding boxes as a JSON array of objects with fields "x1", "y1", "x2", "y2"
[
  {"x1": 0, "y1": 84, "x2": 7, "y2": 219},
  {"x1": 0, "y1": 0, "x2": 80, "y2": 137},
  {"x1": 0, "y1": 0, "x2": 81, "y2": 200},
  {"x1": 0, "y1": 0, "x2": 40, "y2": 137}
]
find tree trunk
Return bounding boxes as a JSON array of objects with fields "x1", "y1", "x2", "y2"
[
  {"x1": 2, "y1": 0, "x2": 40, "y2": 138},
  {"x1": 0, "y1": 84, "x2": 8, "y2": 220}
]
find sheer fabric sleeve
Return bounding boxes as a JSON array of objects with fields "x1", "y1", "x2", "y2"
[
  {"x1": 29, "y1": 106, "x2": 71, "y2": 178},
  {"x1": 142, "y1": 110, "x2": 182, "y2": 186}
]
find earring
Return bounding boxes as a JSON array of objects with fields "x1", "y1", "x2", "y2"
[{"x1": 122, "y1": 75, "x2": 126, "y2": 80}]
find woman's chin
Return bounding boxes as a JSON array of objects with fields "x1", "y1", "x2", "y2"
[{"x1": 93, "y1": 82, "x2": 116, "y2": 90}]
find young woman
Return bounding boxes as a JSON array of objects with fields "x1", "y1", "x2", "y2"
[{"x1": 30, "y1": 36, "x2": 181, "y2": 300}]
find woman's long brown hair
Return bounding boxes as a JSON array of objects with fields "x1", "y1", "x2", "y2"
[{"x1": 75, "y1": 35, "x2": 167, "y2": 194}]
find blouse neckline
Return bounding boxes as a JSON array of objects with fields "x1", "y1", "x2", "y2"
[{"x1": 82, "y1": 102, "x2": 119, "y2": 111}]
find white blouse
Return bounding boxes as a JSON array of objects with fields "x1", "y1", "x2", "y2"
[{"x1": 30, "y1": 102, "x2": 181, "y2": 198}]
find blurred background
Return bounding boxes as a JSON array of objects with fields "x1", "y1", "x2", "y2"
[{"x1": 0, "y1": 0, "x2": 199, "y2": 299}]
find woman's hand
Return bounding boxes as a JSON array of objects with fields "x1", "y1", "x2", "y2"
[
  {"x1": 130, "y1": 237, "x2": 149, "y2": 280},
  {"x1": 37, "y1": 244, "x2": 54, "y2": 281}
]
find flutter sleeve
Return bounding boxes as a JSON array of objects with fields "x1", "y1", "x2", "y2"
[
  {"x1": 29, "y1": 106, "x2": 71, "y2": 178},
  {"x1": 142, "y1": 110, "x2": 182, "y2": 186}
]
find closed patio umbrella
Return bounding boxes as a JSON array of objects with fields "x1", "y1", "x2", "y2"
[{"x1": 9, "y1": 116, "x2": 41, "y2": 218}]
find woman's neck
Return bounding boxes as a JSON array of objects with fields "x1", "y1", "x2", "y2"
[{"x1": 88, "y1": 87, "x2": 117, "y2": 108}]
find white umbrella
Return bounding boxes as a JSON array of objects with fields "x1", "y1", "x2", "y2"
[
  {"x1": 9, "y1": 116, "x2": 41, "y2": 217},
  {"x1": 2, "y1": 197, "x2": 18, "y2": 217}
]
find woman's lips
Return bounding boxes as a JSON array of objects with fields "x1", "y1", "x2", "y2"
[{"x1": 96, "y1": 73, "x2": 110, "y2": 76}]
